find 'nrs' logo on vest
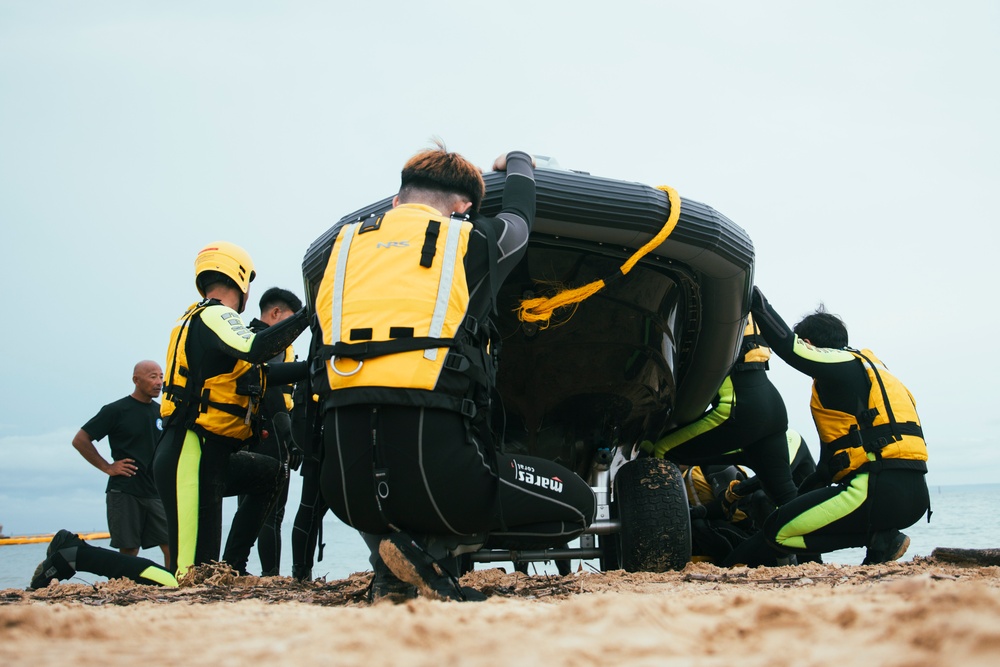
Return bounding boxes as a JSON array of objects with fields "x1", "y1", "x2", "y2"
[{"x1": 376, "y1": 241, "x2": 410, "y2": 248}]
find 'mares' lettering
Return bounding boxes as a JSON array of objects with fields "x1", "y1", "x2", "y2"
[{"x1": 511, "y1": 459, "x2": 564, "y2": 493}]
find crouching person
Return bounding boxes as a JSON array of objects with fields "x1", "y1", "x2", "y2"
[
  {"x1": 311, "y1": 144, "x2": 596, "y2": 602},
  {"x1": 723, "y1": 289, "x2": 929, "y2": 567}
]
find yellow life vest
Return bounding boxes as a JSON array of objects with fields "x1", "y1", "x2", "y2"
[
  {"x1": 313, "y1": 205, "x2": 491, "y2": 414},
  {"x1": 682, "y1": 466, "x2": 750, "y2": 522},
  {"x1": 734, "y1": 313, "x2": 771, "y2": 369},
  {"x1": 161, "y1": 301, "x2": 265, "y2": 443},
  {"x1": 811, "y1": 348, "x2": 927, "y2": 482}
]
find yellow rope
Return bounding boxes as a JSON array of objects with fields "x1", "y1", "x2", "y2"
[{"x1": 516, "y1": 184, "x2": 682, "y2": 326}]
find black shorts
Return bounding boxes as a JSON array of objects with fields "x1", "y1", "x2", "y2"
[{"x1": 106, "y1": 491, "x2": 169, "y2": 549}]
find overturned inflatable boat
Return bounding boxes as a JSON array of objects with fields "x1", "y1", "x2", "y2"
[{"x1": 303, "y1": 160, "x2": 754, "y2": 572}]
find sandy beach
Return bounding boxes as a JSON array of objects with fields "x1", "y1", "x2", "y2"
[{"x1": 4, "y1": 555, "x2": 1000, "y2": 667}]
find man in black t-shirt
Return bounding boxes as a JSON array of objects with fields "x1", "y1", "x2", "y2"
[{"x1": 72, "y1": 360, "x2": 169, "y2": 562}]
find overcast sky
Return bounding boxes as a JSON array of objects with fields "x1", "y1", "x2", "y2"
[{"x1": 1, "y1": 1, "x2": 997, "y2": 535}]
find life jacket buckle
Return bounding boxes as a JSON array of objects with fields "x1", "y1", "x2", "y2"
[
  {"x1": 444, "y1": 354, "x2": 470, "y2": 373},
  {"x1": 864, "y1": 436, "x2": 891, "y2": 453},
  {"x1": 464, "y1": 316, "x2": 480, "y2": 337},
  {"x1": 461, "y1": 399, "x2": 477, "y2": 419},
  {"x1": 860, "y1": 407, "x2": 880, "y2": 424},
  {"x1": 358, "y1": 214, "x2": 383, "y2": 234},
  {"x1": 830, "y1": 450, "x2": 851, "y2": 475},
  {"x1": 331, "y1": 356, "x2": 364, "y2": 377}
]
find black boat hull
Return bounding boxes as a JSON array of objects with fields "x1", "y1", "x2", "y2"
[{"x1": 303, "y1": 167, "x2": 754, "y2": 477}]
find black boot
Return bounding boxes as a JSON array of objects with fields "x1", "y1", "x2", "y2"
[
  {"x1": 368, "y1": 557, "x2": 417, "y2": 603},
  {"x1": 862, "y1": 530, "x2": 910, "y2": 565},
  {"x1": 30, "y1": 530, "x2": 83, "y2": 589},
  {"x1": 378, "y1": 533, "x2": 486, "y2": 602}
]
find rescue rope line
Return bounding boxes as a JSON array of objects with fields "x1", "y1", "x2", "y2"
[{"x1": 516, "y1": 184, "x2": 682, "y2": 327}]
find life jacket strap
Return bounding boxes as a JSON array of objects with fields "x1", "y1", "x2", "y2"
[
  {"x1": 318, "y1": 336, "x2": 457, "y2": 362},
  {"x1": 829, "y1": 422, "x2": 924, "y2": 452},
  {"x1": 205, "y1": 400, "x2": 250, "y2": 419},
  {"x1": 731, "y1": 361, "x2": 768, "y2": 372},
  {"x1": 829, "y1": 422, "x2": 924, "y2": 477},
  {"x1": 740, "y1": 334, "x2": 768, "y2": 356},
  {"x1": 420, "y1": 219, "x2": 441, "y2": 268},
  {"x1": 319, "y1": 392, "x2": 476, "y2": 418}
]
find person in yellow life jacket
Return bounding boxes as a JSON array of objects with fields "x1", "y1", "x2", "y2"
[
  {"x1": 722, "y1": 287, "x2": 929, "y2": 567},
  {"x1": 640, "y1": 313, "x2": 799, "y2": 508},
  {"x1": 153, "y1": 241, "x2": 309, "y2": 578},
  {"x1": 685, "y1": 429, "x2": 818, "y2": 566},
  {"x1": 310, "y1": 143, "x2": 596, "y2": 602},
  {"x1": 683, "y1": 464, "x2": 758, "y2": 564}
]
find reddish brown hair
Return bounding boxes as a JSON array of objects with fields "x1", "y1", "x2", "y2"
[{"x1": 400, "y1": 140, "x2": 485, "y2": 212}]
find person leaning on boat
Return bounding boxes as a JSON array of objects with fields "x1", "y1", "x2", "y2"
[
  {"x1": 309, "y1": 143, "x2": 596, "y2": 601},
  {"x1": 723, "y1": 287, "x2": 929, "y2": 566},
  {"x1": 640, "y1": 313, "x2": 800, "y2": 508}
]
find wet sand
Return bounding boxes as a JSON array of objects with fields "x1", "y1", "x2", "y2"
[{"x1": 3, "y1": 557, "x2": 1000, "y2": 666}]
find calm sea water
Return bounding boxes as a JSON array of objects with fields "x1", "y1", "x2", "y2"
[{"x1": 1, "y1": 483, "x2": 993, "y2": 591}]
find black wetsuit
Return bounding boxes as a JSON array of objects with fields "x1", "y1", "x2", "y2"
[
  {"x1": 645, "y1": 349, "x2": 797, "y2": 507},
  {"x1": 235, "y1": 319, "x2": 304, "y2": 576}
]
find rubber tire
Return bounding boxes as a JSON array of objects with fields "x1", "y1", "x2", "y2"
[{"x1": 614, "y1": 457, "x2": 692, "y2": 572}]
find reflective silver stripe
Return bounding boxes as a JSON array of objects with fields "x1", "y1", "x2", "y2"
[
  {"x1": 329, "y1": 223, "x2": 359, "y2": 347},
  {"x1": 424, "y1": 217, "x2": 464, "y2": 361}
]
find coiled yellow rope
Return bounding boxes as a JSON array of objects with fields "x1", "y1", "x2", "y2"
[{"x1": 516, "y1": 184, "x2": 682, "y2": 326}]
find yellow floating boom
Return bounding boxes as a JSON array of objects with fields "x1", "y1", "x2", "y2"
[{"x1": 0, "y1": 531, "x2": 110, "y2": 546}]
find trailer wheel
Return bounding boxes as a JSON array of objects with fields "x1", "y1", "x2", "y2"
[{"x1": 614, "y1": 457, "x2": 691, "y2": 572}]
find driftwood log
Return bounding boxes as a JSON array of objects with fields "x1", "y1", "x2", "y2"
[{"x1": 931, "y1": 547, "x2": 1000, "y2": 566}]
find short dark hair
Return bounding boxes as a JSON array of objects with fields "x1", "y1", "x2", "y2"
[
  {"x1": 399, "y1": 139, "x2": 485, "y2": 212},
  {"x1": 259, "y1": 287, "x2": 302, "y2": 313},
  {"x1": 793, "y1": 304, "x2": 849, "y2": 349},
  {"x1": 197, "y1": 270, "x2": 239, "y2": 295}
]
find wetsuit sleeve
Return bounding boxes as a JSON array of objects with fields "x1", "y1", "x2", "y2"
[
  {"x1": 200, "y1": 304, "x2": 309, "y2": 364},
  {"x1": 750, "y1": 288, "x2": 856, "y2": 380},
  {"x1": 265, "y1": 360, "x2": 309, "y2": 385},
  {"x1": 495, "y1": 150, "x2": 536, "y2": 265}
]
